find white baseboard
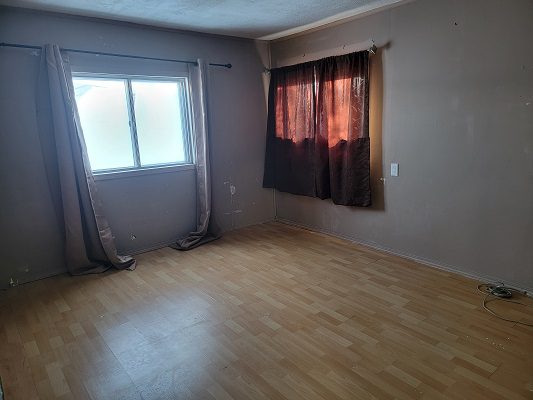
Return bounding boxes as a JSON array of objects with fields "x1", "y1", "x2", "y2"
[{"x1": 275, "y1": 217, "x2": 533, "y2": 296}]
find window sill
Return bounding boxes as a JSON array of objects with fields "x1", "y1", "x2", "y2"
[{"x1": 93, "y1": 164, "x2": 196, "y2": 181}]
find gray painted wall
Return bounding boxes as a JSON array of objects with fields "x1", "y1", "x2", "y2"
[
  {"x1": 0, "y1": 7, "x2": 274, "y2": 287},
  {"x1": 1, "y1": 0, "x2": 531, "y2": 291},
  {"x1": 271, "y1": 0, "x2": 533, "y2": 290}
]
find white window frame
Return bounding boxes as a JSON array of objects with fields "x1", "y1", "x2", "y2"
[{"x1": 72, "y1": 72, "x2": 196, "y2": 179}]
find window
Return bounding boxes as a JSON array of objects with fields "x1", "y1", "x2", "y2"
[{"x1": 72, "y1": 74, "x2": 193, "y2": 173}]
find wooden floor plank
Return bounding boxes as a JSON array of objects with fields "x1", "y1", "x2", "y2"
[{"x1": 1, "y1": 222, "x2": 532, "y2": 399}]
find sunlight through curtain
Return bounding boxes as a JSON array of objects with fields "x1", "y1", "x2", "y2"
[{"x1": 263, "y1": 51, "x2": 370, "y2": 206}]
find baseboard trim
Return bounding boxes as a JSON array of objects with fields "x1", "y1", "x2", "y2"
[
  {"x1": 1, "y1": 267, "x2": 68, "y2": 291},
  {"x1": 275, "y1": 217, "x2": 533, "y2": 295},
  {"x1": 126, "y1": 240, "x2": 177, "y2": 256}
]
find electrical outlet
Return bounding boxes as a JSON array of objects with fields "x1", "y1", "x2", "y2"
[{"x1": 391, "y1": 163, "x2": 399, "y2": 177}]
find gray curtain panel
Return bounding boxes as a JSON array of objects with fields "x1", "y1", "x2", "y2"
[
  {"x1": 171, "y1": 59, "x2": 219, "y2": 250},
  {"x1": 37, "y1": 44, "x2": 135, "y2": 275}
]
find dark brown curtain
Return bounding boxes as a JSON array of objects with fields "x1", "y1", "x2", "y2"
[
  {"x1": 263, "y1": 62, "x2": 317, "y2": 197},
  {"x1": 263, "y1": 51, "x2": 370, "y2": 207}
]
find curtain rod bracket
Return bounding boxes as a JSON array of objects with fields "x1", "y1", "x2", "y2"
[
  {"x1": 368, "y1": 40, "x2": 377, "y2": 55},
  {"x1": 209, "y1": 63, "x2": 232, "y2": 69}
]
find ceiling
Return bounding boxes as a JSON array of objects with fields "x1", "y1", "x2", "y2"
[{"x1": 0, "y1": 0, "x2": 406, "y2": 40}]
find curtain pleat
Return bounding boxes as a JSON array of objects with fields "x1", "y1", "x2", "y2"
[
  {"x1": 37, "y1": 44, "x2": 135, "y2": 275},
  {"x1": 263, "y1": 51, "x2": 371, "y2": 207}
]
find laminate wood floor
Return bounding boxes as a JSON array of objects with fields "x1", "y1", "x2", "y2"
[{"x1": 1, "y1": 222, "x2": 532, "y2": 400}]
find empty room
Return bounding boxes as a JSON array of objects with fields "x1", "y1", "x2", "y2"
[{"x1": 0, "y1": 0, "x2": 532, "y2": 399}]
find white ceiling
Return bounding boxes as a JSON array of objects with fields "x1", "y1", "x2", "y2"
[{"x1": 1, "y1": 0, "x2": 407, "y2": 40}]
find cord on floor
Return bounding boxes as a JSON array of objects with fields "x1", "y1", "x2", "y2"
[{"x1": 477, "y1": 283, "x2": 533, "y2": 327}]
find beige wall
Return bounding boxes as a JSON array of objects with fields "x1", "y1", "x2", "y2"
[
  {"x1": 270, "y1": 0, "x2": 533, "y2": 290},
  {"x1": 0, "y1": 7, "x2": 274, "y2": 287}
]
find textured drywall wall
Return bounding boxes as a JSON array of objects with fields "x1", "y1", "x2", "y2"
[
  {"x1": 0, "y1": 7, "x2": 274, "y2": 287},
  {"x1": 270, "y1": 0, "x2": 533, "y2": 290},
  {"x1": 94, "y1": 171, "x2": 197, "y2": 255}
]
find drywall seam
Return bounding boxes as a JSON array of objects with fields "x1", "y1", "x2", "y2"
[{"x1": 275, "y1": 217, "x2": 533, "y2": 295}]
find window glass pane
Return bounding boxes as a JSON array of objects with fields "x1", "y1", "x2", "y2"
[
  {"x1": 73, "y1": 78, "x2": 134, "y2": 171},
  {"x1": 131, "y1": 80, "x2": 187, "y2": 166}
]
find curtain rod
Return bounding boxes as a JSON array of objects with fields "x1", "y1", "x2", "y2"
[
  {"x1": 263, "y1": 40, "x2": 377, "y2": 73},
  {"x1": 0, "y1": 42, "x2": 232, "y2": 69}
]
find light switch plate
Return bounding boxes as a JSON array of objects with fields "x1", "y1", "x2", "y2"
[{"x1": 391, "y1": 163, "x2": 399, "y2": 177}]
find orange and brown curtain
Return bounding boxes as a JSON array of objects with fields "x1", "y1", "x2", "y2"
[{"x1": 263, "y1": 51, "x2": 371, "y2": 206}]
